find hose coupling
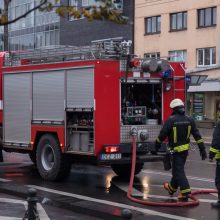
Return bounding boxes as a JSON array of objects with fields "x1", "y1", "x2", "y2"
[{"x1": 130, "y1": 126, "x2": 138, "y2": 136}]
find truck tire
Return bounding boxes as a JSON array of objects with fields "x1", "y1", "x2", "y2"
[
  {"x1": 36, "y1": 134, "x2": 71, "y2": 181},
  {"x1": 111, "y1": 163, "x2": 144, "y2": 178}
]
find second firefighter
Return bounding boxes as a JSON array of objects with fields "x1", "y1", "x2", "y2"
[{"x1": 154, "y1": 98, "x2": 207, "y2": 201}]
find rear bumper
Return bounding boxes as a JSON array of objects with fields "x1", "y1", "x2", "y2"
[
  {"x1": 98, "y1": 141, "x2": 166, "y2": 165},
  {"x1": 98, "y1": 153, "x2": 165, "y2": 165}
]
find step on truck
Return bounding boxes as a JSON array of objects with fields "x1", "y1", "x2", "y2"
[{"x1": 0, "y1": 39, "x2": 186, "y2": 180}]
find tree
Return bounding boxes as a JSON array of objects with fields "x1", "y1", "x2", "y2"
[{"x1": 0, "y1": 0, "x2": 127, "y2": 26}]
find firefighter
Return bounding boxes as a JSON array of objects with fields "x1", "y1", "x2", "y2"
[
  {"x1": 209, "y1": 121, "x2": 220, "y2": 208},
  {"x1": 153, "y1": 98, "x2": 207, "y2": 201}
]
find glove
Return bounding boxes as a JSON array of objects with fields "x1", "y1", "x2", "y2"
[
  {"x1": 209, "y1": 151, "x2": 215, "y2": 161},
  {"x1": 200, "y1": 149, "x2": 207, "y2": 160}
]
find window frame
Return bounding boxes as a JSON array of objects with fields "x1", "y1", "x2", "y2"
[
  {"x1": 197, "y1": 7, "x2": 217, "y2": 28},
  {"x1": 170, "y1": 11, "x2": 187, "y2": 32},
  {"x1": 144, "y1": 52, "x2": 160, "y2": 59},
  {"x1": 196, "y1": 47, "x2": 216, "y2": 67},
  {"x1": 144, "y1": 15, "x2": 161, "y2": 35},
  {"x1": 168, "y1": 50, "x2": 187, "y2": 62}
]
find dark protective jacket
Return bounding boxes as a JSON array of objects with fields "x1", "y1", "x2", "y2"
[
  {"x1": 156, "y1": 112, "x2": 205, "y2": 152},
  {"x1": 210, "y1": 121, "x2": 220, "y2": 159}
]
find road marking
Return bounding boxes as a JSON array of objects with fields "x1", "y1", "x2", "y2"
[
  {"x1": 27, "y1": 184, "x2": 196, "y2": 220},
  {"x1": 142, "y1": 170, "x2": 215, "y2": 183},
  {"x1": 114, "y1": 183, "x2": 218, "y2": 203},
  {"x1": 115, "y1": 183, "x2": 177, "y2": 200},
  {"x1": 144, "y1": 184, "x2": 216, "y2": 192},
  {"x1": 0, "y1": 178, "x2": 11, "y2": 182},
  {"x1": 0, "y1": 217, "x2": 21, "y2": 220},
  {"x1": 0, "y1": 198, "x2": 50, "y2": 220}
]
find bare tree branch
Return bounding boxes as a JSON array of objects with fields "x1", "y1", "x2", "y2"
[{"x1": 0, "y1": 0, "x2": 48, "y2": 26}]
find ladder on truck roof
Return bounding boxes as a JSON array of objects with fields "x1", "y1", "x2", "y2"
[{"x1": 4, "y1": 37, "x2": 132, "y2": 66}]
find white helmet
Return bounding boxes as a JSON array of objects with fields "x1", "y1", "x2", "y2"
[{"x1": 170, "y1": 98, "x2": 184, "y2": 109}]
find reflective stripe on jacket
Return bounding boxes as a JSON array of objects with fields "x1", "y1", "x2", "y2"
[
  {"x1": 211, "y1": 121, "x2": 220, "y2": 159},
  {"x1": 156, "y1": 112, "x2": 205, "y2": 152},
  {"x1": 210, "y1": 147, "x2": 220, "y2": 159}
]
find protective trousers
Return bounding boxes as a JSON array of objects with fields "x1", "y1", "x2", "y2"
[
  {"x1": 169, "y1": 151, "x2": 191, "y2": 195},
  {"x1": 215, "y1": 159, "x2": 220, "y2": 191}
]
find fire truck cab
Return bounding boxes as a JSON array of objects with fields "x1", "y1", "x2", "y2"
[{"x1": 0, "y1": 39, "x2": 186, "y2": 181}]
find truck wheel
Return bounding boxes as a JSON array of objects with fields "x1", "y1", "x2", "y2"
[
  {"x1": 29, "y1": 151, "x2": 36, "y2": 164},
  {"x1": 36, "y1": 134, "x2": 71, "y2": 181},
  {"x1": 111, "y1": 163, "x2": 144, "y2": 178}
]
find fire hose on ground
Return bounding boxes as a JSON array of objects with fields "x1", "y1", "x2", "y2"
[{"x1": 127, "y1": 127, "x2": 218, "y2": 207}]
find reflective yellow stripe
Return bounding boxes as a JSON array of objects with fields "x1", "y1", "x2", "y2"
[
  {"x1": 169, "y1": 183, "x2": 177, "y2": 192},
  {"x1": 196, "y1": 139, "x2": 204, "y2": 144},
  {"x1": 173, "y1": 127, "x2": 177, "y2": 144},
  {"x1": 156, "y1": 137, "x2": 161, "y2": 143},
  {"x1": 187, "y1": 125, "x2": 191, "y2": 139},
  {"x1": 210, "y1": 147, "x2": 220, "y2": 153},
  {"x1": 215, "y1": 153, "x2": 220, "y2": 159},
  {"x1": 181, "y1": 188, "x2": 191, "y2": 194},
  {"x1": 174, "y1": 143, "x2": 190, "y2": 152}
]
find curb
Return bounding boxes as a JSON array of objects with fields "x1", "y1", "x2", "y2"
[{"x1": 0, "y1": 181, "x2": 124, "y2": 220}]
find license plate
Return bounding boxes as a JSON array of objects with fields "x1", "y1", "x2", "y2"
[{"x1": 100, "y1": 153, "x2": 122, "y2": 160}]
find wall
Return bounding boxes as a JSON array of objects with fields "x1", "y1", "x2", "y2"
[
  {"x1": 60, "y1": 0, "x2": 134, "y2": 46},
  {"x1": 135, "y1": 0, "x2": 219, "y2": 70}
]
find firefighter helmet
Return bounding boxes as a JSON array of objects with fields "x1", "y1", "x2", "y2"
[{"x1": 170, "y1": 98, "x2": 184, "y2": 109}]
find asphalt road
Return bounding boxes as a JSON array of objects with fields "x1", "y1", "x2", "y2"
[{"x1": 0, "y1": 145, "x2": 219, "y2": 220}]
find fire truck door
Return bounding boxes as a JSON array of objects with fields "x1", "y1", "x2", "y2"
[
  {"x1": 32, "y1": 70, "x2": 65, "y2": 122},
  {"x1": 66, "y1": 68, "x2": 94, "y2": 108},
  {"x1": 3, "y1": 73, "x2": 31, "y2": 145},
  {"x1": 66, "y1": 67, "x2": 94, "y2": 153}
]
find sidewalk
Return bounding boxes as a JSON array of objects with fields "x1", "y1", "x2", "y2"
[
  {"x1": 0, "y1": 192, "x2": 50, "y2": 220},
  {"x1": 0, "y1": 189, "x2": 104, "y2": 220},
  {"x1": 0, "y1": 180, "x2": 123, "y2": 220}
]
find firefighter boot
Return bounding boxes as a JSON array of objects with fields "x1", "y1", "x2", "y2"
[
  {"x1": 163, "y1": 183, "x2": 176, "y2": 196},
  {"x1": 177, "y1": 193, "x2": 189, "y2": 202},
  {"x1": 211, "y1": 192, "x2": 220, "y2": 208}
]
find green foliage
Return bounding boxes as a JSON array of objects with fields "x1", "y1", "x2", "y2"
[{"x1": 0, "y1": 0, "x2": 127, "y2": 25}]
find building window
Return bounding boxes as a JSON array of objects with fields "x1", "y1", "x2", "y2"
[
  {"x1": 170, "y1": 12, "x2": 187, "y2": 31},
  {"x1": 197, "y1": 47, "x2": 216, "y2": 66},
  {"x1": 69, "y1": 0, "x2": 108, "y2": 20},
  {"x1": 8, "y1": 1, "x2": 35, "y2": 31},
  {"x1": 145, "y1": 16, "x2": 161, "y2": 34},
  {"x1": 198, "y1": 7, "x2": 216, "y2": 28},
  {"x1": 169, "y1": 50, "x2": 187, "y2": 62},
  {"x1": 144, "y1": 52, "x2": 160, "y2": 59}
]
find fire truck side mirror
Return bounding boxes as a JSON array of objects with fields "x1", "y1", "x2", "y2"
[
  {"x1": 157, "y1": 59, "x2": 170, "y2": 72},
  {"x1": 141, "y1": 59, "x2": 158, "y2": 73}
]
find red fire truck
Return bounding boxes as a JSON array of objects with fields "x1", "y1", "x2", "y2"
[{"x1": 0, "y1": 39, "x2": 186, "y2": 181}]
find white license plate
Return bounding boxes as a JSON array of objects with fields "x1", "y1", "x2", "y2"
[{"x1": 100, "y1": 153, "x2": 122, "y2": 160}]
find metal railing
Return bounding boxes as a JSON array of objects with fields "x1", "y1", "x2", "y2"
[{"x1": 4, "y1": 37, "x2": 132, "y2": 66}]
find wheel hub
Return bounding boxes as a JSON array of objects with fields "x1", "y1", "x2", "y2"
[{"x1": 41, "y1": 144, "x2": 55, "y2": 171}]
